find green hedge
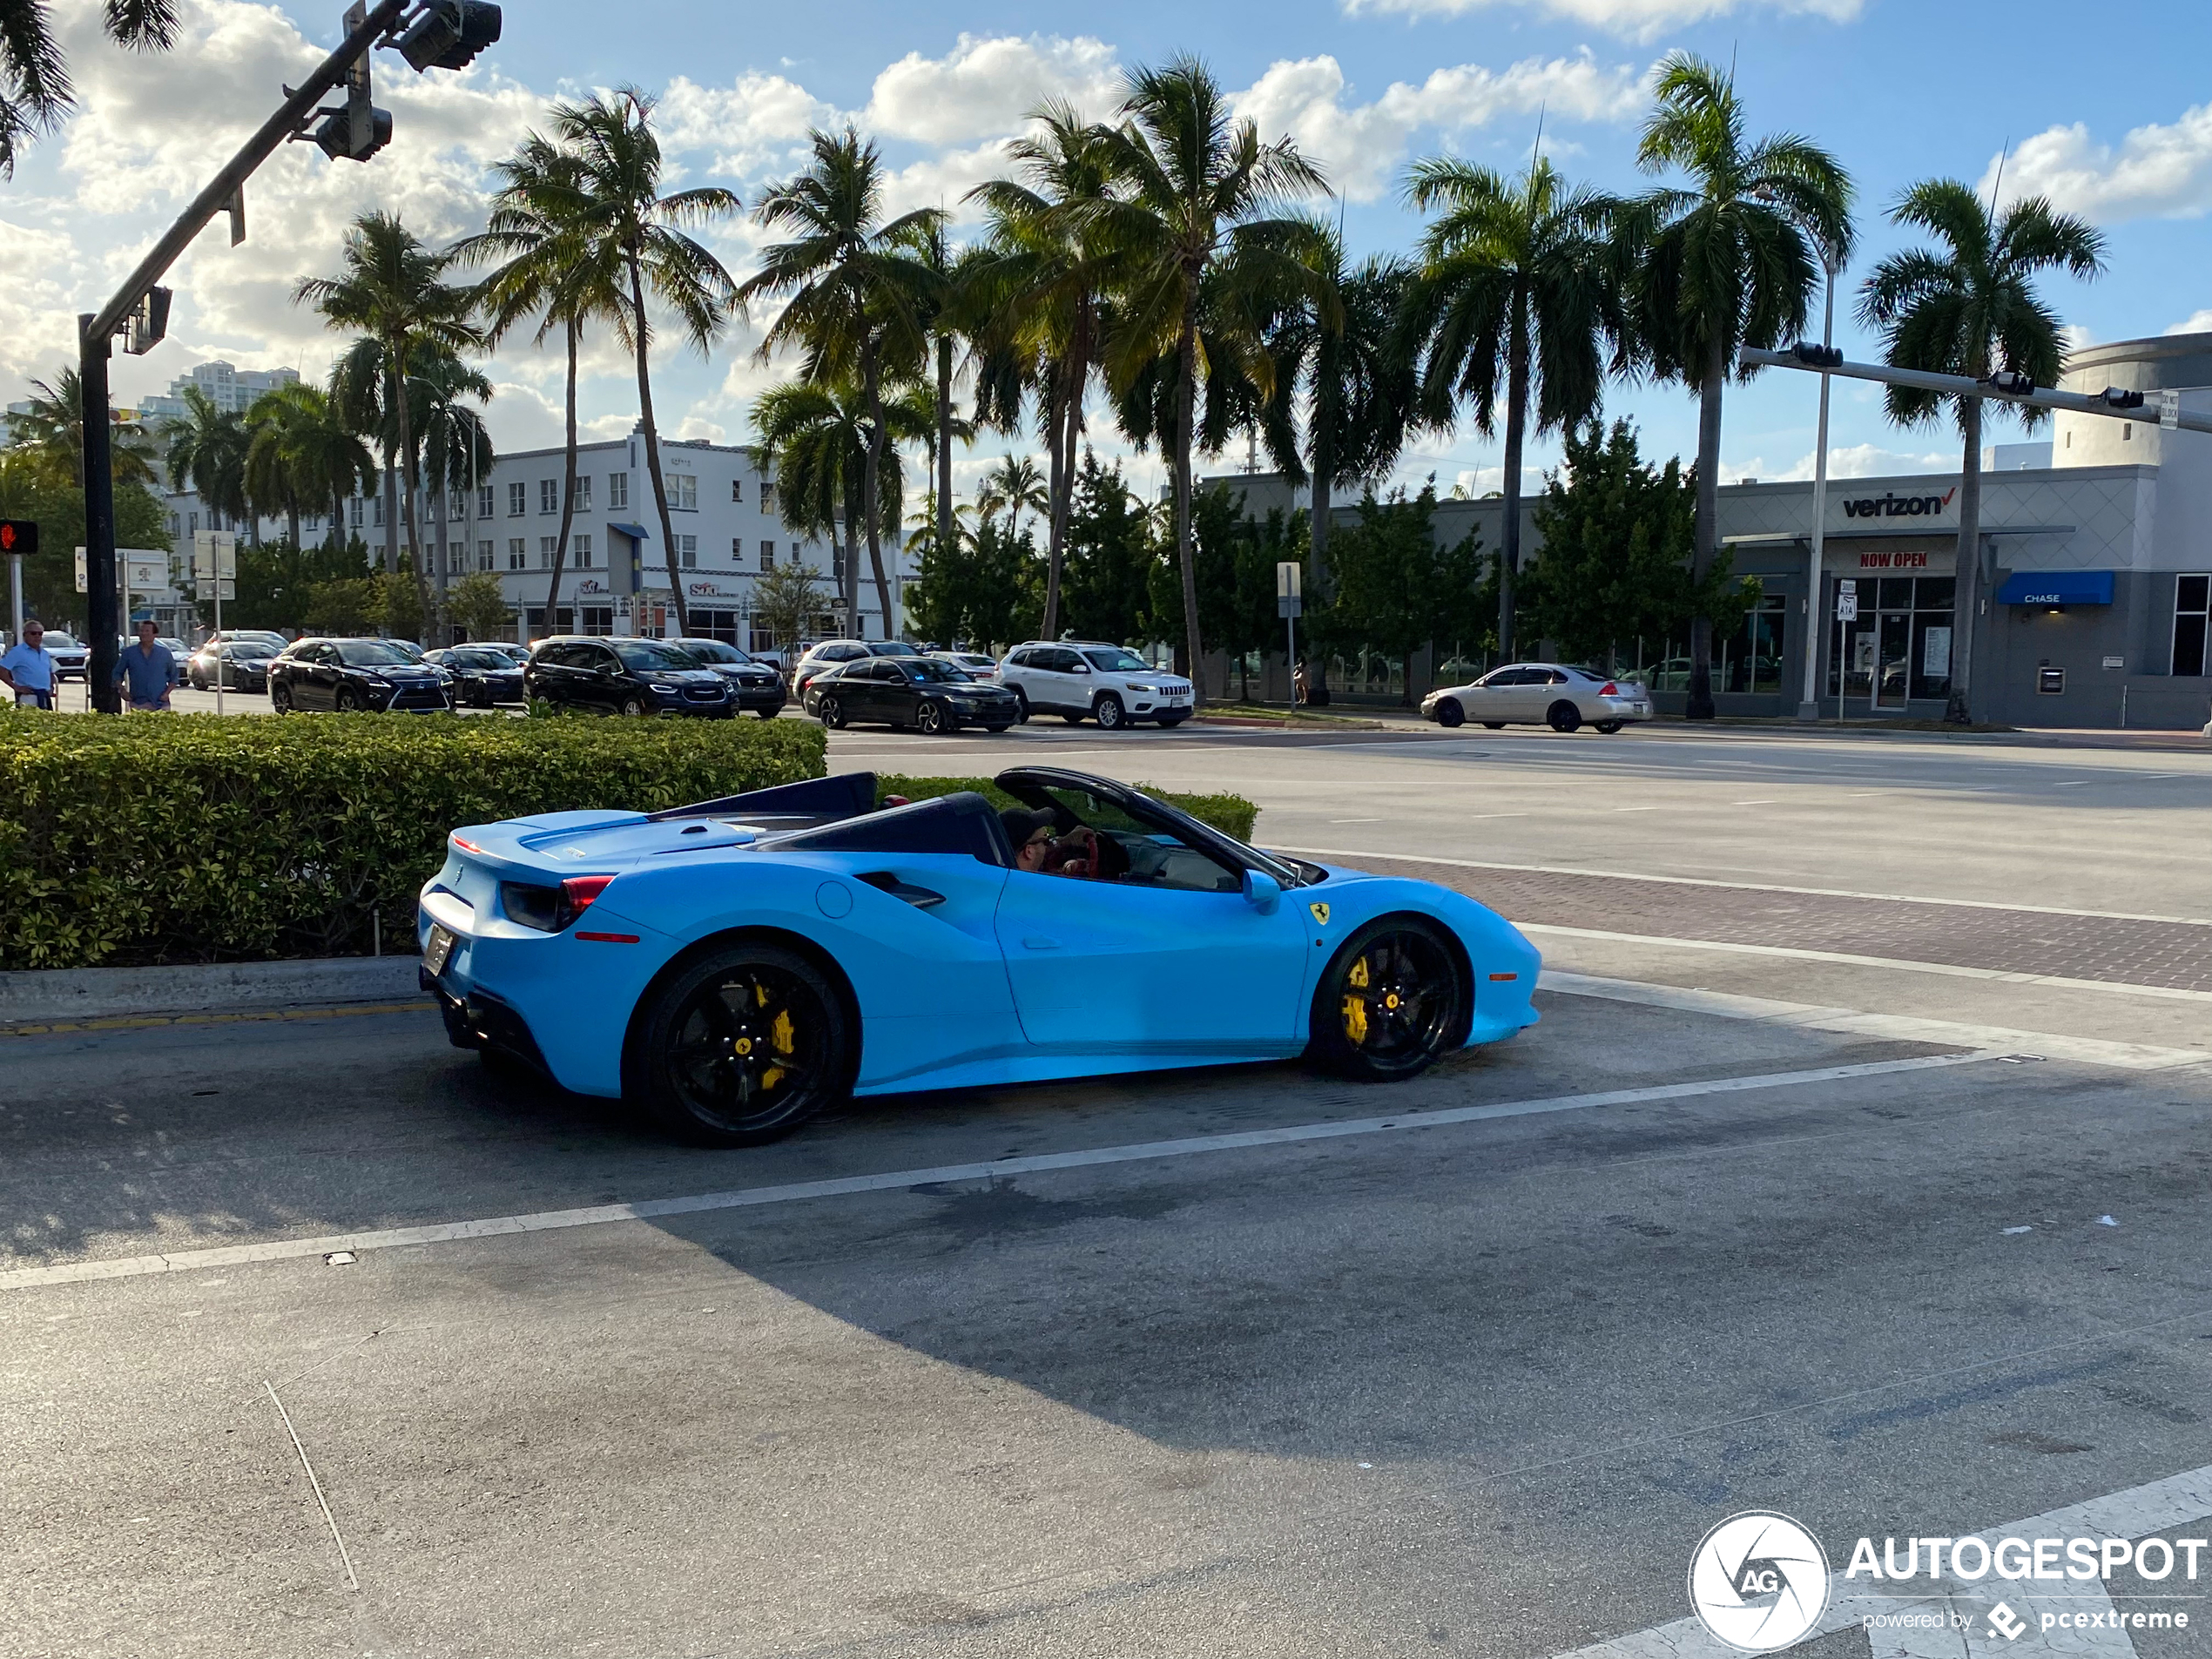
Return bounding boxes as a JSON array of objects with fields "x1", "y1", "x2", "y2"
[
  {"x1": 0, "y1": 711, "x2": 826, "y2": 968},
  {"x1": 875, "y1": 773, "x2": 1259, "y2": 843}
]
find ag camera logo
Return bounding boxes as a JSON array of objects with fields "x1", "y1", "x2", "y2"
[{"x1": 1688, "y1": 1512, "x2": 1831, "y2": 1651}]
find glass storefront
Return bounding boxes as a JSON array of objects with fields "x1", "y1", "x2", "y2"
[{"x1": 1826, "y1": 575, "x2": 1952, "y2": 707}]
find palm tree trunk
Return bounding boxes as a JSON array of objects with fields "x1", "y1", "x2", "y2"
[
  {"x1": 630, "y1": 253, "x2": 690, "y2": 638},
  {"x1": 1685, "y1": 329, "x2": 1727, "y2": 720},
  {"x1": 432, "y1": 446, "x2": 450, "y2": 644},
  {"x1": 1308, "y1": 421, "x2": 1332, "y2": 705},
  {"x1": 545, "y1": 320, "x2": 578, "y2": 629},
  {"x1": 1042, "y1": 371, "x2": 1065, "y2": 638},
  {"x1": 287, "y1": 504, "x2": 300, "y2": 552},
  {"x1": 1174, "y1": 310, "x2": 1204, "y2": 703},
  {"x1": 1500, "y1": 319, "x2": 1531, "y2": 665},
  {"x1": 935, "y1": 333, "x2": 954, "y2": 565},
  {"x1": 860, "y1": 334, "x2": 895, "y2": 638},
  {"x1": 1946, "y1": 396, "x2": 1984, "y2": 725},
  {"x1": 394, "y1": 361, "x2": 431, "y2": 639}
]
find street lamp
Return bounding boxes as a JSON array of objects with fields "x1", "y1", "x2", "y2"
[{"x1": 1797, "y1": 252, "x2": 1843, "y2": 723}]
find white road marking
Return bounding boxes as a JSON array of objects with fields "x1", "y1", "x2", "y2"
[
  {"x1": 1271, "y1": 846, "x2": 2212, "y2": 927},
  {"x1": 1543, "y1": 970, "x2": 2208, "y2": 1072},
  {"x1": 1731, "y1": 799, "x2": 1778, "y2": 805},
  {"x1": 0, "y1": 1053, "x2": 1995, "y2": 1294},
  {"x1": 2054, "y1": 779, "x2": 2088, "y2": 787},
  {"x1": 1330, "y1": 818, "x2": 1381, "y2": 824},
  {"x1": 1551, "y1": 1460, "x2": 2212, "y2": 1659},
  {"x1": 1521, "y1": 922, "x2": 2212, "y2": 1004}
]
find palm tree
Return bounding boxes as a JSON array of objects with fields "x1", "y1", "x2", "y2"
[
  {"x1": 910, "y1": 219, "x2": 991, "y2": 582},
  {"x1": 1088, "y1": 57, "x2": 1328, "y2": 696},
  {"x1": 457, "y1": 132, "x2": 626, "y2": 632},
  {"x1": 544, "y1": 90, "x2": 739, "y2": 637},
  {"x1": 743, "y1": 128, "x2": 938, "y2": 641},
  {"x1": 1, "y1": 0, "x2": 176, "y2": 178},
  {"x1": 296, "y1": 212, "x2": 482, "y2": 627},
  {"x1": 160, "y1": 384, "x2": 249, "y2": 531},
  {"x1": 754, "y1": 378, "x2": 931, "y2": 619},
  {"x1": 415, "y1": 356, "x2": 496, "y2": 624},
  {"x1": 285, "y1": 382, "x2": 378, "y2": 552},
  {"x1": 1401, "y1": 158, "x2": 1628, "y2": 661},
  {"x1": 10, "y1": 368, "x2": 158, "y2": 489},
  {"x1": 1632, "y1": 53, "x2": 1852, "y2": 718},
  {"x1": 1858, "y1": 181, "x2": 2102, "y2": 725},
  {"x1": 242, "y1": 381, "x2": 325, "y2": 549},
  {"x1": 968, "y1": 101, "x2": 1123, "y2": 638},
  {"x1": 976, "y1": 454, "x2": 1049, "y2": 545}
]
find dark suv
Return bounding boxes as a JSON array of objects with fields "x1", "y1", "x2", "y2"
[
  {"x1": 667, "y1": 637, "x2": 786, "y2": 718},
  {"x1": 523, "y1": 636, "x2": 732, "y2": 717},
  {"x1": 268, "y1": 637, "x2": 454, "y2": 713}
]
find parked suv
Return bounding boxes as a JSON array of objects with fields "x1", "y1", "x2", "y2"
[
  {"x1": 790, "y1": 638, "x2": 919, "y2": 699},
  {"x1": 523, "y1": 635, "x2": 732, "y2": 718},
  {"x1": 997, "y1": 642, "x2": 1192, "y2": 730},
  {"x1": 267, "y1": 637, "x2": 454, "y2": 713},
  {"x1": 667, "y1": 637, "x2": 786, "y2": 718}
]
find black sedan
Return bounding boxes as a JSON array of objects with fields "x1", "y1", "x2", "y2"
[
  {"x1": 668, "y1": 637, "x2": 786, "y2": 718},
  {"x1": 424, "y1": 645, "x2": 527, "y2": 707},
  {"x1": 523, "y1": 635, "x2": 732, "y2": 718},
  {"x1": 804, "y1": 654, "x2": 1020, "y2": 733},
  {"x1": 186, "y1": 638, "x2": 279, "y2": 693},
  {"x1": 267, "y1": 637, "x2": 455, "y2": 713}
]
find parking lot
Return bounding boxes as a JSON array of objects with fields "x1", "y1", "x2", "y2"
[{"x1": 3, "y1": 723, "x2": 2207, "y2": 1658}]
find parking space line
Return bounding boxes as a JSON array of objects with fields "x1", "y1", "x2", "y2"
[{"x1": 0, "y1": 1051, "x2": 1995, "y2": 1294}]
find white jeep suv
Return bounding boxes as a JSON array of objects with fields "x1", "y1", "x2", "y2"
[{"x1": 997, "y1": 642, "x2": 1193, "y2": 729}]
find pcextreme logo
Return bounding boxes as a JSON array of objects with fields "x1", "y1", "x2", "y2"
[
  {"x1": 1842, "y1": 487, "x2": 1958, "y2": 519},
  {"x1": 1687, "y1": 1512, "x2": 1831, "y2": 1651}
]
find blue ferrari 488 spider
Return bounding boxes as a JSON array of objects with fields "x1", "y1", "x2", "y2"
[{"x1": 418, "y1": 768, "x2": 1541, "y2": 1145}]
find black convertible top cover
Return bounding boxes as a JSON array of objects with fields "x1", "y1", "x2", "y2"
[
  {"x1": 771, "y1": 790, "x2": 1013, "y2": 867},
  {"x1": 648, "y1": 771, "x2": 878, "y2": 824}
]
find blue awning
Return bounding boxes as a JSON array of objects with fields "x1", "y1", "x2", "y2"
[
  {"x1": 608, "y1": 522, "x2": 651, "y2": 542},
  {"x1": 1995, "y1": 570, "x2": 2114, "y2": 606}
]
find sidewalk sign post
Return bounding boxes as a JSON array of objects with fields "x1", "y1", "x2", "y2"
[
  {"x1": 1277, "y1": 561, "x2": 1302, "y2": 707},
  {"x1": 1834, "y1": 578, "x2": 1858, "y2": 725}
]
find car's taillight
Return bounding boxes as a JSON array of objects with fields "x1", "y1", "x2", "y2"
[
  {"x1": 452, "y1": 836, "x2": 483, "y2": 853},
  {"x1": 501, "y1": 873, "x2": 616, "y2": 933},
  {"x1": 1598, "y1": 682, "x2": 1617, "y2": 696}
]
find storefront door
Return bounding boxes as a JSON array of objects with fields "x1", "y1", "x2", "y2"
[{"x1": 1875, "y1": 610, "x2": 1912, "y2": 708}]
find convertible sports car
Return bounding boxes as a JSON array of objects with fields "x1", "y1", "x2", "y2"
[{"x1": 417, "y1": 768, "x2": 1541, "y2": 1146}]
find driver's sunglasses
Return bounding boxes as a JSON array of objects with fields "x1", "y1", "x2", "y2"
[{"x1": 1025, "y1": 830, "x2": 1053, "y2": 848}]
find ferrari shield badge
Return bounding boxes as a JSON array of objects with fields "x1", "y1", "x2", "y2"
[{"x1": 1308, "y1": 901, "x2": 1330, "y2": 926}]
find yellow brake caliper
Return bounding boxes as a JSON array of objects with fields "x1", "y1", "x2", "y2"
[
  {"x1": 1340, "y1": 954, "x2": 1370, "y2": 1045},
  {"x1": 762, "y1": 1008, "x2": 795, "y2": 1089}
]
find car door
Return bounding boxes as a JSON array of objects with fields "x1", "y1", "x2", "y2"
[
  {"x1": 1460, "y1": 666, "x2": 1515, "y2": 722},
  {"x1": 297, "y1": 644, "x2": 335, "y2": 709},
  {"x1": 1038, "y1": 646, "x2": 1091, "y2": 711},
  {"x1": 583, "y1": 643, "x2": 629, "y2": 712},
  {"x1": 879, "y1": 660, "x2": 924, "y2": 726}
]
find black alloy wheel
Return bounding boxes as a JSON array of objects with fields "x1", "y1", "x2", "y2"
[
  {"x1": 1434, "y1": 698, "x2": 1466, "y2": 728},
  {"x1": 1011, "y1": 687, "x2": 1031, "y2": 724},
  {"x1": 635, "y1": 944, "x2": 849, "y2": 1145},
  {"x1": 1594, "y1": 719, "x2": 1624, "y2": 735},
  {"x1": 619, "y1": 695, "x2": 649, "y2": 718},
  {"x1": 271, "y1": 682, "x2": 293, "y2": 713},
  {"x1": 1093, "y1": 692, "x2": 1125, "y2": 730},
  {"x1": 917, "y1": 700, "x2": 951, "y2": 735},
  {"x1": 1547, "y1": 700, "x2": 1581, "y2": 733},
  {"x1": 1309, "y1": 918, "x2": 1466, "y2": 1082},
  {"x1": 334, "y1": 685, "x2": 364, "y2": 712},
  {"x1": 817, "y1": 693, "x2": 846, "y2": 729}
]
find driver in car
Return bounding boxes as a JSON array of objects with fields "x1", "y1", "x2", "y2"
[{"x1": 1001, "y1": 808, "x2": 1127, "y2": 880}]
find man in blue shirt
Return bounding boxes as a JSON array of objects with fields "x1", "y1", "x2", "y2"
[
  {"x1": 115, "y1": 619, "x2": 178, "y2": 711},
  {"x1": 0, "y1": 620, "x2": 57, "y2": 710}
]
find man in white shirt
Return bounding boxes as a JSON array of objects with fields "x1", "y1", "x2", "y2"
[{"x1": 0, "y1": 620, "x2": 57, "y2": 710}]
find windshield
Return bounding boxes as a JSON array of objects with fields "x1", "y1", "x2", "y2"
[
  {"x1": 677, "y1": 640, "x2": 752, "y2": 664},
  {"x1": 903, "y1": 658, "x2": 966, "y2": 684},
  {"x1": 1083, "y1": 648, "x2": 1150, "y2": 673},
  {"x1": 227, "y1": 643, "x2": 278, "y2": 659},
  {"x1": 869, "y1": 641, "x2": 921, "y2": 657},
  {"x1": 42, "y1": 633, "x2": 79, "y2": 648},
  {"x1": 452, "y1": 650, "x2": 511, "y2": 669},
  {"x1": 336, "y1": 640, "x2": 418, "y2": 666},
  {"x1": 614, "y1": 640, "x2": 699, "y2": 671}
]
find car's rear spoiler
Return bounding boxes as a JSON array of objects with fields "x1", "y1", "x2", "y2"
[{"x1": 646, "y1": 771, "x2": 879, "y2": 823}]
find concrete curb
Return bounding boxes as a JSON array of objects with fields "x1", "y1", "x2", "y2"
[{"x1": 0, "y1": 955, "x2": 424, "y2": 1023}]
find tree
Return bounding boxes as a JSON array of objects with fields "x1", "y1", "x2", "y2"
[
  {"x1": 744, "y1": 127, "x2": 935, "y2": 640},
  {"x1": 413, "y1": 354, "x2": 495, "y2": 627},
  {"x1": 752, "y1": 560, "x2": 827, "y2": 656},
  {"x1": 13, "y1": 369, "x2": 159, "y2": 490},
  {"x1": 1858, "y1": 181, "x2": 2103, "y2": 724},
  {"x1": 909, "y1": 514, "x2": 1042, "y2": 650},
  {"x1": 243, "y1": 381, "x2": 327, "y2": 551},
  {"x1": 909, "y1": 219, "x2": 990, "y2": 587},
  {"x1": 459, "y1": 129, "x2": 630, "y2": 631},
  {"x1": 160, "y1": 383, "x2": 249, "y2": 533},
  {"x1": 754, "y1": 379, "x2": 927, "y2": 633},
  {"x1": 1, "y1": 0, "x2": 176, "y2": 177},
  {"x1": 0, "y1": 449, "x2": 165, "y2": 625},
  {"x1": 1323, "y1": 483, "x2": 1487, "y2": 705},
  {"x1": 975, "y1": 454, "x2": 1049, "y2": 545},
  {"x1": 1632, "y1": 53, "x2": 1852, "y2": 719},
  {"x1": 447, "y1": 569, "x2": 515, "y2": 643},
  {"x1": 551, "y1": 88, "x2": 741, "y2": 640},
  {"x1": 248, "y1": 381, "x2": 375, "y2": 552},
  {"x1": 1401, "y1": 156, "x2": 1628, "y2": 663},
  {"x1": 1058, "y1": 450, "x2": 1158, "y2": 646},
  {"x1": 1089, "y1": 57, "x2": 1328, "y2": 701},
  {"x1": 296, "y1": 211, "x2": 483, "y2": 632}
]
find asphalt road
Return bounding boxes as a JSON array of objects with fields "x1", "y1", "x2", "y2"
[{"x1": 3, "y1": 722, "x2": 2208, "y2": 1659}]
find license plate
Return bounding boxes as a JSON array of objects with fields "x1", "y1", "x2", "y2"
[
  {"x1": 423, "y1": 924, "x2": 456, "y2": 977},
  {"x1": 1163, "y1": 693, "x2": 1189, "y2": 705}
]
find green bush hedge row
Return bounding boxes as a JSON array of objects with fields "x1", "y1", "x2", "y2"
[
  {"x1": 874, "y1": 774, "x2": 1259, "y2": 843},
  {"x1": 0, "y1": 711, "x2": 827, "y2": 968}
]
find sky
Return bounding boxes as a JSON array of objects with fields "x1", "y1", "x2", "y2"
[{"x1": 7, "y1": 0, "x2": 2212, "y2": 508}]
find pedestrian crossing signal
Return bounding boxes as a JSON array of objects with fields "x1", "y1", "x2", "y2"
[{"x1": 0, "y1": 520, "x2": 37, "y2": 556}]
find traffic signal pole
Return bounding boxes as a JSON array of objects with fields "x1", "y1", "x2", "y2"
[
  {"x1": 78, "y1": 0, "x2": 413, "y2": 710},
  {"x1": 1739, "y1": 346, "x2": 2212, "y2": 435}
]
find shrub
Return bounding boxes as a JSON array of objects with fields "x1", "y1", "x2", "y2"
[
  {"x1": 875, "y1": 773, "x2": 1258, "y2": 842},
  {"x1": 0, "y1": 711, "x2": 827, "y2": 968}
]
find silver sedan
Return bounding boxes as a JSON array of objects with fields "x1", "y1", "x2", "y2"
[{"x1": 1422, "y1": 663, "x2": 1654, "y2": 733}]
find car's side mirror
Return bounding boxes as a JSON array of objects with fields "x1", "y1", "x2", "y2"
[
  {"x1": 1241, "y1": 868, "x2": 1281, "y2": 913},
  {"x1": 1070, "y1": 661, "x2": 1090, "y2": 674}
]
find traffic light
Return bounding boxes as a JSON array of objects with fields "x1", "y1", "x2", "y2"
[
  {"x1": 1986, "y1": 369, "x2": 2036, "y2": 396},
  {"x1": 122, "y1": 287, "x2": 171, "y2": 355},
  {"x1": 396, "y1": 0, "x2": 502, "y2": 71},
  {"x1": 2098, "y1": 387, "x2": 2145, "y2": 410},
  {"x1": 1789, "y1": 341, "x2": 1844, "y2": 369},
  {"x1": 313, "y1": 102, "x2": 392, "y2": 160},
  {"x1": 0, "y1": 519, "x2": 37, "y2": 556}
]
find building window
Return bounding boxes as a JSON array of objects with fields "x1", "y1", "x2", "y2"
[
  {"x1": 508, "y1": 482, "x2": 526, "y2": 516},
  {"x1": 539, "y1": 478, "x2": 559, "y2": 514},
  {"x1": 187, "y1": 511, "x2": 199, "y2": 536},
  {"x1": 2175, "y1": 575, "x2": 2210, "y2": 677},
  {"x1": 478, "y1": 540, "x2": 494, "y2": 571},
  {"x1": 541, "y1": 536, "x2": 557, "y2": 569},
  {"x1": 372, "y1": 496, "x2": 384, "y2": 527},
  {"x1": 760, "y1": 482, "x2": 775, "y2": 516},
  {"x1": 608, "y1": 471, "x2": 628, "y2": 509},
  {"x1": 1723, "y1": 595, "x2": 1789, "y2": 695},
  {"x1": 678, "y1": 534, "x2": 698, "y2": 570},
  {"x1": 575, "y1": 534, "x2": 593, "y2": 570},
  {"x1": 759, "y1": 540, "x2": 776, "y2": 571},
  {"x1": 507, "y1": 538, "x2": 527, "y2": 570},
  {"x1": 350, "y1": 497, "x2": 363, "y2": 529},
  {"x1": 731, "y1": 478, "x2": 744, "y2": 502},
  {"x1": 478, "y1": 484, "x2": 495, "y2": 518},
  {"x1": 663, "y1": 471, "x2": 697, "y2": 511},
  {"x1": 448, "y1": 489, "x2": 467, "y2": 518},
  {"x1": 571, "y1": 475, "x2": 592, "y2": 511}
]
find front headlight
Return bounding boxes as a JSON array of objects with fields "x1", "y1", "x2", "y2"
[
  {"x1": 361, "y1": 676, "x2": 389, "y2": 688},
  {"x1": 651, "y1": 682, "x2": 680, "y2": 696},
  {"x1": 1128, "y1": 682, "x2": 1156, "y2": 693}
]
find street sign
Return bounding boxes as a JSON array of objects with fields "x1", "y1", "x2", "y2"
[
  {"x1": 1276, "y1": 560, "x2": 1302, "y2": 600},
  {"x1": 74, "y1": 547, "x2": 87, "y2": 593},
  {"x1": 192, "y1": 529, "x2": 238, "y2": 580},
  {"x1": 2158, "y1": 390, "x2": 2182, "y2": 431},
  {"x1": 125, "y1": 555, "x2": 166, "y2": 591},
  {"x1": 1278, "y1": 595, "x2": 1303, "y2": 618},
  {"x1": 0, "y1": 519, "x2": 37, "y2": 556},
  {"x1": 1837, "y1": 592, "x2": 1858, "y2": 621}
]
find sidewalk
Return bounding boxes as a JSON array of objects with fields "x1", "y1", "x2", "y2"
[{"x1": 0, "y1": 955, "x2": 423, "y2": 1029}]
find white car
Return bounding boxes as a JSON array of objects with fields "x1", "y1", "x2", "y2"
[
  {"x1": 930, "y1": 651, "x2": 1001, "y2": 682},
  {"x1": 997, "y1": 642, "x2": 1193, "y2": 730},
  {"x1": 1422, "y1": 662, "x2": 1653, "y2": 733},
  {"x1": 40, "y1": 631, "x2": 90, "y2": 680}
]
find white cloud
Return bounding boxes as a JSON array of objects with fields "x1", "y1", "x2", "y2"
[
  {"x1": 1232, "y1": 51, "x2": 1644, "y2": 202},
  {"x1": 1984, "y1": 103, "x2": 2212, "y2": 225},
  {"x1": 2166, "y1": 310, "x2": 2212, "y2": 336},
  {"x1": 1447, "y1": 463, "x2": 1545, "y2": 497},
  {"x1": 1725, "y1": 442, "x2": 1953, "y2": 483},
  {"x1": 863, "y1": 34, "x2": 1120, "y2": 146},
  {"x1": 660, "y1": 71, "x2": 834, "y2": 179},
  {"x1": 1340, "y1": 0, "x2": 1860, "y2": 44},
  {"x1": 0, "y1": 217, "x2": 84, "y2": 394}
]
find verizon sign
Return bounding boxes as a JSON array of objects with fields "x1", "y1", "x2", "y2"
[{"x1": 1842, "y1": 486, "x2": 1957, "y2": 520}]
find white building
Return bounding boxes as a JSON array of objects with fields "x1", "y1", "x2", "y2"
[{"x1": 138, "y1": 361, "x2": 300, "y2": 424}]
